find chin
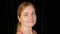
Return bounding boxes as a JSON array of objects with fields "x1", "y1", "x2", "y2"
[{"x1": 27, "y1": 23, "x2": 35, "y2": 27}]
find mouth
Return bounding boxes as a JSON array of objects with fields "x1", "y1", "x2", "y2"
[{"x1": 28, "y1": 21, "x2": 34, "y2": 23}]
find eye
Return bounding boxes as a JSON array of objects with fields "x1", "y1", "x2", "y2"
[
  {"x1": 32, "y1": 12, "x2": 36, "y2": 15},
  {"x1": 24, "y1": 13, "x2": 28, "y2": 16},
  {"x1": 24, "y1": 14, "x2": 28, "y2": 16}
]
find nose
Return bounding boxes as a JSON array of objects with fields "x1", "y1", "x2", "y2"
[{"x1": 29, "y1": 15, "x2": 33, "y2": 20}]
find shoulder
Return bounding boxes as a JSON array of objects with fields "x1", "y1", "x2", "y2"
[{"x1": 32, "y1": 30, "x2": 37, "y2": 34}]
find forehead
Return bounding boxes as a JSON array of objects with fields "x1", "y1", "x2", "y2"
[{"x1": 22, "y1": 6, "x2": 35, "y2": 13}]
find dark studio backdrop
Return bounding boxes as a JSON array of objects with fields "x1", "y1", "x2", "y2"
[
  {"x1": 8, "y1": 0, "x2": 43, "y2": 34},
  {"x1": 0, "y1": 0, "x2": 47, "y2": 34},
  {"x1": 1, "y1": 0, "x2": 60, "y2": 34},
  {"x1": 7, "y1": 0, "x2": 44, "y2": 34}
]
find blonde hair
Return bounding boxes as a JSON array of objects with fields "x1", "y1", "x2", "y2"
[{"x1": 17, "y1": 2, "x2": 35, "y2": 31}]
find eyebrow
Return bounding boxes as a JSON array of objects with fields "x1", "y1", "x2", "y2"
[
  {"x1": 24, "y1": 12, "x2": 28, "y2": 14},
  {"x1": 23, "y1": 10, "x2": 35, "y2": 14}
]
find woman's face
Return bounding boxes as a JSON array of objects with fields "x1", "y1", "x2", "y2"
[{"x1": 18, "y1": 6, "x2": 36, "y2": 27}]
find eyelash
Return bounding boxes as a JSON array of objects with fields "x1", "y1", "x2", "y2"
[
  {"x1": 33, "y1": 13, "x2": 36, "y2": 15},
  {"x1": 24, "y1": 14, "x2": 36, "y2": 16},
  {"x1": 24, "y1": 14, "x2": 28, "y2": 16}
]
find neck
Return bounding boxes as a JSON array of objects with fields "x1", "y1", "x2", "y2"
[{"x1": 18, "y1": 25, "x2": 33, "y2": 34}]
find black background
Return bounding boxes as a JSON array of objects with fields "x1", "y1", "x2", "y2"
[
  {"x1": 8, "y1": 0, "x2": 42, "y2": 34},
  {"x1": 0, "y1": 0, "x2": 43, "y2": 34},
  {"x1": 0, "y1": 0, "x2": 60, "y2": 34}
]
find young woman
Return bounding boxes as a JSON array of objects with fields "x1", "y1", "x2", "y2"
[{"x1": 16, "y1": 2, "x2": 37, "y2": 34}]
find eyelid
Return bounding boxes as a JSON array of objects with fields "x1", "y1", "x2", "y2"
[
  {"x1": 24, "y1": 13, "x2": 28, "y2": 16},
  {"x1": 32, "y1": 12, "x2": 36, "y2": 15},
  {"x1": 25, "y1": 13, "x2": 28, "y2": 15}
]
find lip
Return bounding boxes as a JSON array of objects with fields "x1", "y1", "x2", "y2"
[{"x1": 28, "y1": 21, "x2": 34, "y2": 22}]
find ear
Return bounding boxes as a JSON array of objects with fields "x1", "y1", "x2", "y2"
[{"x1": 17, "y1": 16, "x2": 21, "y2": 22}]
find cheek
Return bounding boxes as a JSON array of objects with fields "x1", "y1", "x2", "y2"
[
  {"x1": 33, "y1": 16, "x2": 37, "y2": 23},
  {"x1": 20, "y1": 17, "x2": 28, "y2": 23}
]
